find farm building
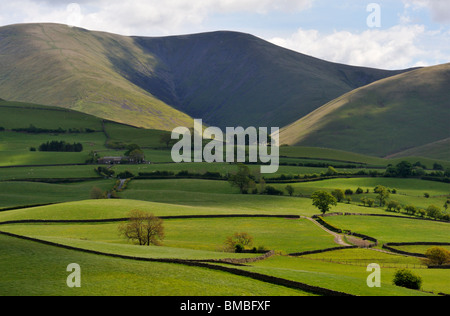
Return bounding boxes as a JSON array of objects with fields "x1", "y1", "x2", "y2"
[
  {"x1": 97, "y1": 156, "x2": 150, "y2": 165},
  {"x1": 97, "y1": 157, "x2": 125, "y2": 164}
]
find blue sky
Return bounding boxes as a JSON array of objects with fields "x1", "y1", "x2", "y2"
[{"x1": 0, "y1": 0, "x2": 449, "y2": 69}]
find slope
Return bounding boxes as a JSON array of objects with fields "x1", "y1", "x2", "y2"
[
  {"x1": 132, "y1": 31, "x2": 410, "y2": 128},
  {"x1": 0, "y1": 23, "x2": 410, "y2": 131},
  {"x1": 386, "y1": 138, "x2": 450, "y2": 161},
  {"x1": 0, "y1": 23, "x2": 194, "y2": 131},
  {"x1": 279, "y1": 63, "x2": 450, "y2": 158}
]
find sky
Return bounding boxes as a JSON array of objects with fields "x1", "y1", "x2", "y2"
[{"x1": 0, "y1": 0, "x2": 449, "y2": 69}]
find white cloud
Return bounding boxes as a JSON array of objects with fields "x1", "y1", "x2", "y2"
[
  {"x1": 0, "y1": 0, "x2": 316, "y2": 35},
  {"x1": 269, "y1": 24, "x2": 450, "y2": 69},
  {"x1": 403, "y1": 0, "x2": 450, "y2": 23}
]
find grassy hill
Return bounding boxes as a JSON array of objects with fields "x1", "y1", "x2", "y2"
[
  {"x1": 279, "y1": 63, "x2": 450, "y2": 158},
  {"x1": 0, "y1": 23, "x2": 194, "y2": 130},
  {"x1": 133, "y1": 31, "x2": 411, "y2": 128},
  {"x1": 0, "y1": 100, "x2": 175, "y2": 166},
  {"x1": 0, "y1": 23, "x2": 410, "y2": 130},
  {"x1": 387, "y1": 138, "x2": 450, "y2": 161}
]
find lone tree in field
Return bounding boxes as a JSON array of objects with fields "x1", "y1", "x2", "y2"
[
  {"x1": 312, "y1": 191, "x2": 337, "y2": 215},
  {"x1": 374, "y1": 185, "x2": 390, "y2": 207},
  {"x1": 331, "y1": 189, "x2": 345, "y2": 203},
  {"x1": 225, "y1": 232, "x2": 254, "y2": 253},
  {"x1": 90, "y1": 186, "x2": 106, "y2": 199},
  {"x1": 159, "y1": 133, "x2": 174, "y2": 148},
  {"x1": 229, "y1": 164, "x2": 253, "y2": 194},
  {"x1": 424, "y1": 247, "x2": 450, "y2": 266},
  {"x1": 119, "y1": 210, "x2": 165, "y2": 246},
  {"x1": 285, "y1": 185, "x2": 295, "y2": 197}
]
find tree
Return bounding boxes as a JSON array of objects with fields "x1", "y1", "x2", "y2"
[
  {"x1": 263, "y1": 186, "x2": 283, "y2": 196},
  {"x1": 424, "y1": 247, "x2": 450, "y2": 266},
  {"x1": 360, "y1": 197, "x2": 368, "y2": 207},
  {"x1": 331, "y1": 189, "x2": 345, "y2": 203},
  {"x1": 366, "y1": 198, "x2": 375, "y2": 207},
  {"x1": 386, "y1": 200, "x2": 400, "y2": 212},
  {"x1": 225, "y1": 232, "x2": 254, "y2": 253},
  {"x1": 396, "y1": 161, "x2": 413, "y2": 178},
  {"x1": 355, "y1": 187, "x2": 364, "y2": 195},
  {"x1": 285, "y1": 185, "x2": 295, "y2": 196},
  {"x1": 374, "y1": 185, "x2": 390, "y2": 207},
  {"x1": 124, "y1": 144, "x2": 141, "y2": 156},
  {"x1": 326, "y1": 166, "x2": 338, "y2": 176},
  {"x1": 90, "y1": 187, "x2": 106, "y2": 199},
  {"x1": 118, "y1": 210, "x2": 165, "y2": 246},
  {"x1": 128, "y1": 149, "x2": 145, "y2": 164},
  {"x1": 426, "y1": 205, "x2": 443, "y2": 220},
  {"x1": 229, "y1": 164, "x2": 253, "y2": 194},
  {"x1": 404, "y1": 205, "x2": 417, "y2": 215},
  {"x1": 444, "y1": 199, "x2": 450, "y2": 211},
  {"x1": 393, "y1": 269, "x2": 422, "y2": 290},
  {"x1": 311, "y1": 191, "x2": 337, "y2": 215},
  {"x1": 159, "y1": 133, "x2": 173, "y2": 148}
]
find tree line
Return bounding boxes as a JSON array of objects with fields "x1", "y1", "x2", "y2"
[{"x1": 37, "y1": 141, "x2": 83, "y2": 152}]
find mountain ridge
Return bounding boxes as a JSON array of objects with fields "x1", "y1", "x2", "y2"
[
  {"x1": 0, "y1": 23, "x2": 412, "y2": 130},
  {"x1": 279, "y1": 63, "x2": 450, "y2": 158}
]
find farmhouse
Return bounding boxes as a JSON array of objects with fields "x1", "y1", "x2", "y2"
[
  {"x1": 97, "y1": 157, "x2": 125, "y2": 164},
  {"x1": 97, "y1": 156, "x2": 150, "y2": 165}
]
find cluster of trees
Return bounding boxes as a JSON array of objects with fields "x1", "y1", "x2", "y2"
[
  {"x1": 385, "y1": 161, "x2": 450, "y2": 178},
  {"x1": 397, "y1": 204, "x2": 450, "y2": 221},
  {"x1": 123, "y1": 144, "x2": 145, "y2": 164},
  {"x1": 13, "y1": 124, "x2": 96, "y2": 134},
  {"x1": 228, "y1": 164, "x2": 284, "y2": 196},
  {"x1": 310, "y1": 184, "x2": 449, "y2": 221},
  {"x1": 38, "y1": 141, "x2": 83, "y2": 152}
]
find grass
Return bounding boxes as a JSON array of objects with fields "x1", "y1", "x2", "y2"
[
  {"x1": 246, "y1": 255, "x2": 446, "y2": 296},
  {"x1": 0, "y1": 131, "x2": 106, "y2": 166},
  {"x1": 324, "y1": 215, "x2": 450, "y2": 244},
  {"x1": 0, "y1": 24, "x2": 193, "y2": 131},
  {"x1": 280, "y1": 64, "x2": 450, "y2": 159},
  {"x1": 0, "y1": 234, "x2": 310, "y2": 296},
  {"x1": 0, "y1": 165, "x2": 99, "y2": 181},
  {"x1": 0, "y1": 101, "x2": 103, "y2": 131},
  {"x1": 393, "y1": 245, "x2": 450, "y2": 255},
  {"x1": 0, "y1": 217, "x2": 337, "y2": 256},
  {"x1": 0, "y1": 180, "x2": 114, "y2": 209},
  {"x1": 271, "y1": 177, "x2": 450, "y2": 209}
]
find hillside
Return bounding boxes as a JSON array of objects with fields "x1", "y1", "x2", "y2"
[
  {"x1": 0, "y1": 23, "x2": 410, "y2": 130},
  {"x1": 279, "y1": 63, "x2": 450, "y2": 158},
  {"x1": 132, "y1": 32, "x2": 411, "y2": 128},
  {"x1": 386, "y1": 138, "x2": 450, "y2": 161},
  {"x1": 0, "y1": 23, "x2": 194, "y2": 130}
]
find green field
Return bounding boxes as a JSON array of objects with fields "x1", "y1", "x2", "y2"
[
  {"x1": 0, "y1": 99, "x2": 449, "y2": 297},
  {"x1": 0, "y1": 234, "x2": 310, "y2": 296}
]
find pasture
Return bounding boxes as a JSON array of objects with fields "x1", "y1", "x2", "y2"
[{"x1": 0, "y1": 101, "x2": 449, "y2": 296}]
